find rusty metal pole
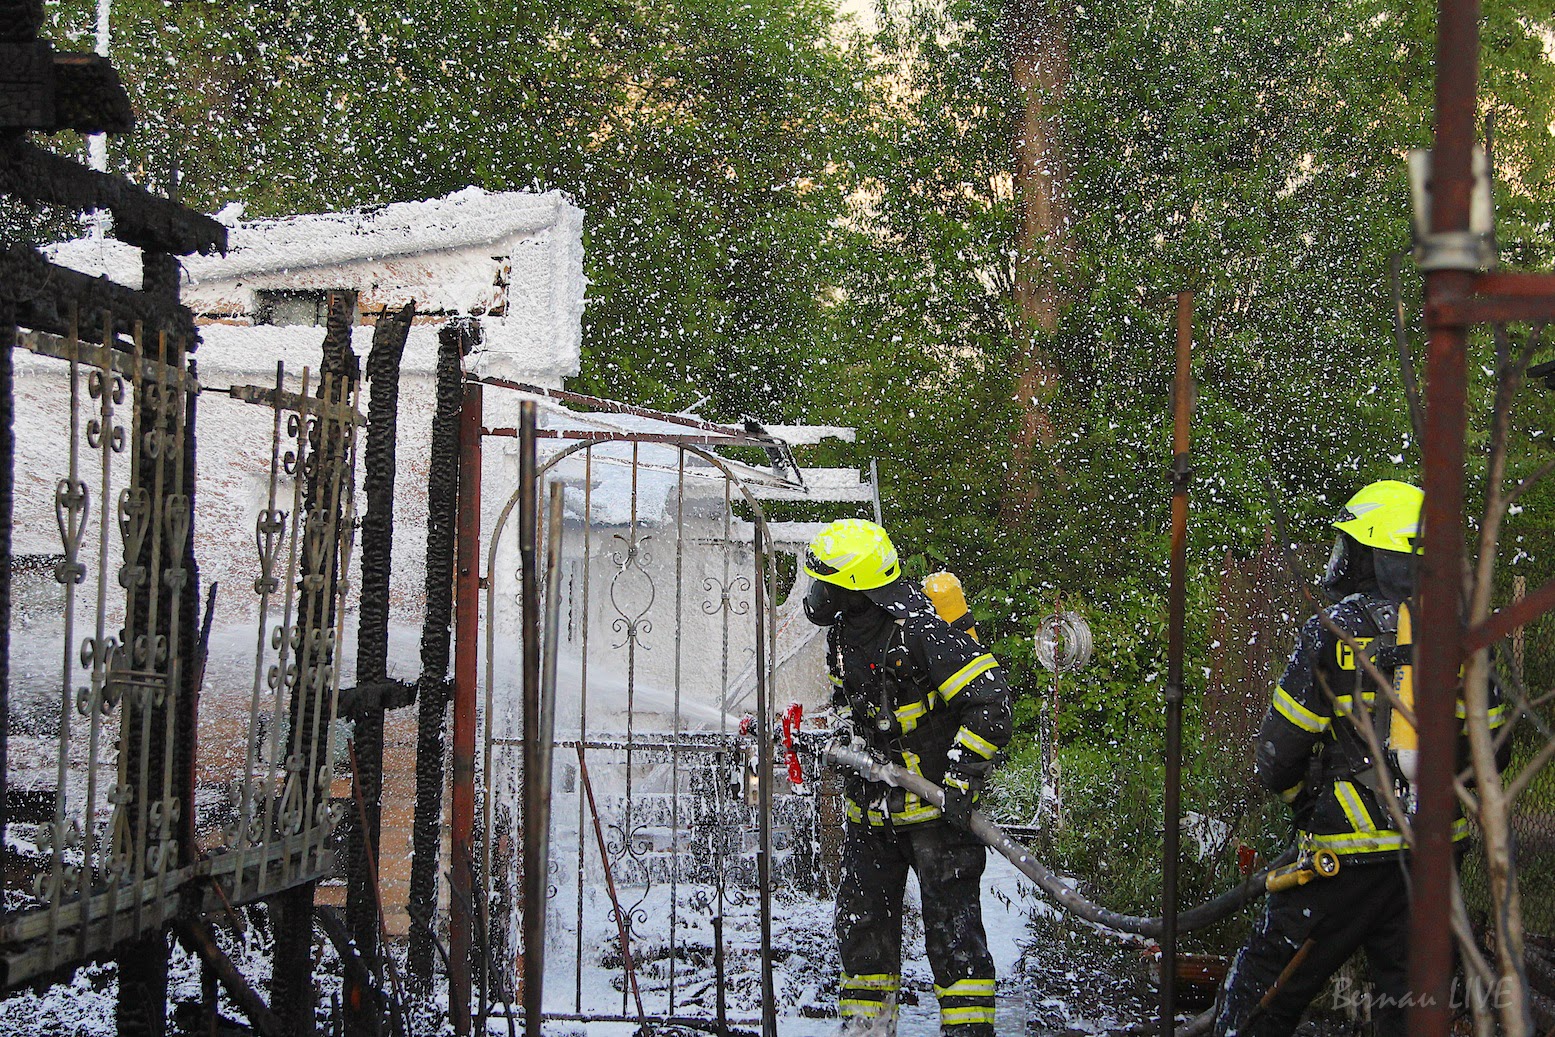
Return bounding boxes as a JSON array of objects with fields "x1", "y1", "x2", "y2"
[
  {"x1": 753, "y1": 524, "x2": 778, "y2": 1037},
  {"x1": 523, "y1": 483, "x2": 564, "y2": 1028},
  {"x1": 519, "y1": 401, "x2": 545, "y2": 1037},
  {"x1": 1413, "y1": 2, "x2": 1478, "y2": 1032},
  {"x1": 1161, "y1": 291, "x2": 1193, "y2": 1035},
  {"x1": 451, "y1": 380, "x2": 483, "y2": 1036}
]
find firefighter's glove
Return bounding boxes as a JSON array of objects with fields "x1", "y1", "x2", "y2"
[{"x1": 940, "y1": 775, "x2": 980, "y2": 833}]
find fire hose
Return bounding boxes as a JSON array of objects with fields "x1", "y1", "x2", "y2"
[{"x1": 825, "y1": 743, "x2": 1333, "y2": 938}]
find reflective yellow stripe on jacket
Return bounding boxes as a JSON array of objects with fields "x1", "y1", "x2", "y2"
[
  {"x1": 1302, "y1": 829, "x2": 1408, "y2": 855},
  {"x1": 1333, "y1": 780, "x2": 1377, "y2": 834},
  {"x1": 954, "y1": 726, "x2": 999, "y2": 761},
  {"x1": 939, "y1": 654, "x2": 998, "y2": 700},
  {"x1": 1273, "y1": 686, "x2": 1329, "y2": 734}
]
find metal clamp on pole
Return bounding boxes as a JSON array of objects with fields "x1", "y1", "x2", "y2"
[{"x1": 1408, "y1": 147, "x2": 1498, "y2": 272}]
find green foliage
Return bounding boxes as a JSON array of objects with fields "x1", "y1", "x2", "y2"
[
  {"x1": 26, "y1": 0, "x2": 1555, "y2": 935},
  {"x1": 843, "y1": 0, "x2": 1555, "y2": 925},
  {"x1": 42, "y1": 0, "x2": 869, "y2": 422}
]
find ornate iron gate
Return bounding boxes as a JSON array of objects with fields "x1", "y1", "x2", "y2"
[
  {"x1": 2, "y1": 314, "x2": 366, "y2": 1029},
  {"x1": 452, "y1": 381, "x2": 795, "y2": 1035},
  {"x1": 209, "y1": 360, "x2": 361, "y2": 907}
]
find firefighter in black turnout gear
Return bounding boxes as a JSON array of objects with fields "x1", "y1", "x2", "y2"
[
  {"x1": 1215, "y1": 481, "x2": 1510, "y2": 1036},
  {"x1": 804, "y1": 519, "x2": 1013, "y2": 1036}
]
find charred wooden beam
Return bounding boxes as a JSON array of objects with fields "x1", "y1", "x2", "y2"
[
  {"x1": 336, "y1": 679, "x2": 419, "y2": 719},
  {"x1": 0, "y1": 247, "x2": 197, "y2": 342},
  {"x1": 345, "y1": 301, "x2": 413, "y2": 1037},
  {"x1": 0, "y1": 44, "x2": 49, "y2": 128},
  {"x1": 174, "y1": 918, "x2": 285, "y2": 1037},
  {"x1": 0, "y1": 2, "x2": 44, "y2": 43},
  {"x1": 407, "y1": 319, "x2": 477, "y2": 994},
  {"x1": 316, "y1": 906, "x2": 393, "y2": 1027},
  {"x1": 0, "y1": 43, "x2": 132, "y2": 134},
  {"x1": 0, "y1": 141, "x2": 225, "y2": 256}
]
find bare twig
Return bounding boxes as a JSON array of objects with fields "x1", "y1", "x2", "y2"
[
  {"x1": 1504, "y1": 455, "x2": 1555, "y2": 509},
  {"x1": 1507, "y1": 737, "x2": 1555, "y2": 804},
  {"x1": 1390, "y1": 254, "x2": 1425, "y2": 452},
  {"x1": 1452, "y1": 775, "x2": 1481, "y2": 819}
]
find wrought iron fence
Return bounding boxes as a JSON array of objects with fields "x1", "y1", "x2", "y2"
[
  {"x1": 204, "y1": 364, "x2": 362, "y2": 907},
  {"x1": 4, "y1": 318, "x2": 197, "y2": 985},
  {"x1": 1, "y1": 318, "x2": 365, "y2": 1000}
]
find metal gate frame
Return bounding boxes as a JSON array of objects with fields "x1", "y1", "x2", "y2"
[{"x1": 447, "y1": 380, "x2": 789, "y2": 1037}]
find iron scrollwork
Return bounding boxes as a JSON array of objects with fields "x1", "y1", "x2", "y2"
[
  {"x1": 609, "y1": 532, "x2": 655, "y2": 650},
  {"x1": 701, "y1": 574, "x2": 751, "y2": 618}
]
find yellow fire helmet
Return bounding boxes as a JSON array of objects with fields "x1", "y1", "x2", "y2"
[
  {"x1": 803, "y1": 518, "x2": 902, "y2": 591},
  {"x1": 1334, "y1": 480, "x2": 1424, "y2": 554}
]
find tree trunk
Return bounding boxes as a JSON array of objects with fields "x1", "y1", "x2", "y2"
[{"x1": 1002, "y1": 0, "x2": 1072, "y2": 520}]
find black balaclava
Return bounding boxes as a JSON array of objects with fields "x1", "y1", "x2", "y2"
[
  {"x1": 1372, "y1": 548, "x2": 1416, "y2": 603},
  {"x1": 1319, "y1": 531, "x2": 1377, "y2": 602},
  {"x1": 804, "y1": 579, "x2": 892, "y2": 647},
  {"x1": 804, "y1": 579, "x2": 867, "y2": 626}
]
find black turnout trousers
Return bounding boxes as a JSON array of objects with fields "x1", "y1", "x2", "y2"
[
  {"x1": 836, "y1": 819, "x2": 996, "y2": 1035},
  {"x1": 1215, "y1": 859, "x2": 1410, "y2": 1037}
]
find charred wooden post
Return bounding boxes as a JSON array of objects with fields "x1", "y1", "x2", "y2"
[
  {"x1": 0, "y1": 20, "x2": 132, "y2": 135},
  {"x1": 270, "y1": 291, "x2": 361, "y2": 1037},
  {"x1": 344, "y1": 302, "x2": 415, "y2": 1037},
  {"x1": 176, "y1": 919, "x2": 286, "y2": 1037},
  {"x1": 408, "y1": 319, "x2": 478, "y2": 994}
]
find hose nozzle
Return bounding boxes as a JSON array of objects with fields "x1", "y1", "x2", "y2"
[{"x1": 1264, "y1": 848, "x2": 1341, "y2": 893}]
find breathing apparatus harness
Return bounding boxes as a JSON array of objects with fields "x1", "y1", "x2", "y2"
[
  {"x1": 1310, "y1": 595, "x2": 1414, "y2": 822},
  {"x1": 826, "y1": 570, "x2": 984, "y2": 828}
]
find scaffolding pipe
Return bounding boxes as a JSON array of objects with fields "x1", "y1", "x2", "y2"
[
  {"x1": 450, "y1": 380, "x2": 483, "y2": 1034},
  {"x1": 1414, "y1": 3, "x2": 1477, "y2": 1034},
  {"x1": 825, "y1": 744, "x2": 1283, "y2": 938},
  {"x1": 1161, "y1": 290, "x2": 1193, "y2": 1033}
]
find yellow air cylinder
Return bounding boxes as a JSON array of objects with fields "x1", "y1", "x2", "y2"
[
  {"x1": 1390, "y1": 601, "x2": 1418, "y2": 789},
  {"x1": 923, "y1": 571, "x2": 978, "y2": 641}
]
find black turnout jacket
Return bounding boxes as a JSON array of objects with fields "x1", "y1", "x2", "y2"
[
  {"x1": 829, "y1": 584, "x2": 1013, "y2": 827},
  {"x1": 1255, "y1": 591, "x2": 1510, "y2": 861}
]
